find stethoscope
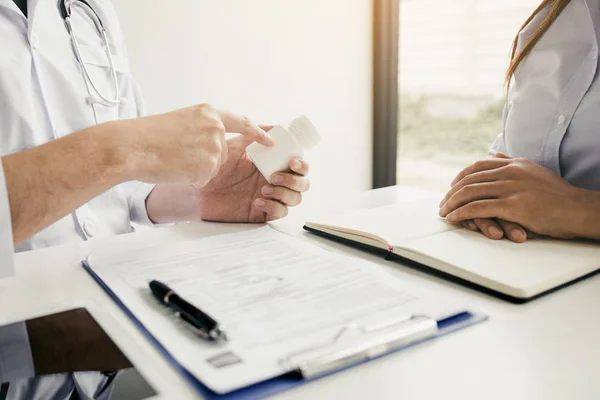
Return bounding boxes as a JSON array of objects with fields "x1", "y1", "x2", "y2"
[{"x1": 59, "y1": 0, "x2": 120, "y2": 107}]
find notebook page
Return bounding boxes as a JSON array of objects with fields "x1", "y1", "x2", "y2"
[
  {"x1": 88, "y1": 227, "x2": 465, "y2": 394},
  {"x1": 309, "y1": 197, "x2": 458, "y2": 246},
  {"x1": 400, "y1": 228, "x2": 600, "y2": 297}
]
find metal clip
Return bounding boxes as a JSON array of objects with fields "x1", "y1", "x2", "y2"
[{"x1": 280, "y1": 315, "x2": 438, "y2": 379}]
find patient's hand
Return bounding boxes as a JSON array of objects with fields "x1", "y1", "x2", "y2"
[
  {"x1": 438, "y1": 153, "x2": 600, "y2": 240},
  {"x1": 460, "y1": 218, "x2": 528, "y2": 243},
  {"x1": 196, "y1": 127, "x2": 310, "y2": 223}
]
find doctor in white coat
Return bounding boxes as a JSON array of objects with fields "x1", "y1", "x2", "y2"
[
  {"x1": 0, "y1": 0, "x2": 310, "y2": 265},
  {"x1": 0, "y1": 0, "x2": 310, "y2": 396}
]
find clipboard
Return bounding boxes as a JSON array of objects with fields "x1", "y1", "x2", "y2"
[{"x1": 83, "y1": 261, "x2": 486, "y2": 400}]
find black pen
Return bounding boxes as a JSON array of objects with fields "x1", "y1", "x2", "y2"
[{"x1": 149, "y1": 280, "x2": 227, "y2": 342}]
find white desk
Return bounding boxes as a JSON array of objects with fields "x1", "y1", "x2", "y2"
[{"x1": 2, "y1": 186, "x2": 600, "y2": 400}]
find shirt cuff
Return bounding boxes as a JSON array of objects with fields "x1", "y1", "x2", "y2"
[
  {"x1": 121, "y1": 181, "x2": 157, "y2": 230},
  {"x1": 0, "y1": 322, "x2": 34, "y2": 383},
  {"x1": 0, "y1": 161, "x2": 15, "y2": 278}
]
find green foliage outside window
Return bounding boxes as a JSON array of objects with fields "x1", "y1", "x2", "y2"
[{"x1": 399, "y1": 96, "x2": 505, "y2": 160}]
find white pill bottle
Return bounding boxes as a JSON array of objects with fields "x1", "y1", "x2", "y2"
[{"x1": 246, "y1": 115, "x2": 321, "y2": 183}]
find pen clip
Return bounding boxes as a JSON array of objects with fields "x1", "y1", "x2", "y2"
[
  {"x1": 177, "y1": 306, "x2": 227, "y2": 342},
  {"x1": 178, "y1": 310, "x2": 211, "y2": 338}
]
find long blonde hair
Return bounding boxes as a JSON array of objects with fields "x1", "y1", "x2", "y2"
[{"x1": 506, "y1": 0, "x2": 572, "y2": 88}]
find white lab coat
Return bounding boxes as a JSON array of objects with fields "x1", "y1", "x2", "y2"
[
  {"x1": 0, "y1": 1, "x2": 154, "y2": 397},
  {"x1": 0, "y1": 0, "x2": 155, "y2": 275}
]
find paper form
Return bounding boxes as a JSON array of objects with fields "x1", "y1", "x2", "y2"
[{"x1": 88, "y1": 227, "x2": 465, "y2": 394}]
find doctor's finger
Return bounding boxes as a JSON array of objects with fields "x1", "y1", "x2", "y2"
[
  {"x1": 220, "y1": 132, "x2": 228, "y2": 165},
  {"x1": 270, "y1": 172, "x2": 311, "y2": 192},
  {"x1": 259, "y1": 125, "x2": 275, "y2": 132},
  {"x1": 497, "y1": 219, "x2": 527, "y2": 243},
  {"x1": 289, "y1": 158, "x2": 309, "y2": 176},
  {"x1": 451, "y1": 159, "x2": 513, "y2": 186},
  {"x1": 261, "y1": 186, "x2": 302, "y2": 207},
  {"x1": 217, "y1": 110, "x2": 275, "y2": 147},
  {"x1": 253, "y1": 198, "x2": 289, "y2": 221},
  {"x1": 210, "y1": 156, "x2": 222, "y2": 180}
]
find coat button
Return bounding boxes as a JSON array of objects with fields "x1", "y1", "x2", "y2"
[
  {"x1": 557, "y1": 115, "x2": 566, "y2": 125},
  {"x1": 83, "y1": 221, "x2": 97, "y2": 237}
]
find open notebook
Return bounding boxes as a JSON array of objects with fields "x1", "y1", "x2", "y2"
[{"x1": 304, "y1": 198, "x2": 600, "y2": 303}]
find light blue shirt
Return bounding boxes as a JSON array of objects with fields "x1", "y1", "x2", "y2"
[{"x1": 491, "y1": 0, "x2": 600, "y2": 191}]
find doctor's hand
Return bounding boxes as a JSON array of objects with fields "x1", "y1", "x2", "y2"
[
  {"x1": 121, "y1": 104, "x2": 274, "y2": 188},
  {"x1": 196, "y1": 129, "x2": 310, "y2": 222},
  {"x1": 438, "y1": 154, "x2": 600, "y2": 240}
]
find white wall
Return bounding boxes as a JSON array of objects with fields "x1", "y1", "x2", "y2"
[{"x1": 112, "y1": 0, "x2": 373, "y2": 205}]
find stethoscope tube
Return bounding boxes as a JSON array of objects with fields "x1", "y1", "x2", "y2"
[{"x1": 61, "y1": 0, "x2": 120, "y2": 107}]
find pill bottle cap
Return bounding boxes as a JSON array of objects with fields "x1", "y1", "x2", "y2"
[{"x1": 287, "y1": 115, "x2": 321, "y2": 149}]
